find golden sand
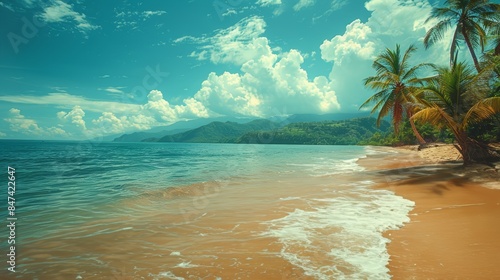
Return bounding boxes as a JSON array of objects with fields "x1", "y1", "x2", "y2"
[{"x1": 363, "y1": 144, "x2": 500, "y2": 279}]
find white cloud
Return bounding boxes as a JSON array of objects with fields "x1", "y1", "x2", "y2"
[
  {"x1": 39, "y1": 0, "x2": 99, "y2": 32},
  {"x1": 5, "y1": 108, "x2": 43, "y2": 135},
  {"x1": 194, "y1": 50, "x2": 340, "y2": 117},
  {"x1": 142, "y1": 90, "x2": 210, "y2": 122},
  {"x1": 259, "y1": 0, "x2": 346, "y2": 15},
  {"x1": 320, "y1": 19, "x2": 376, "y2": 66},
  {"x1": 0, "y1": 2, "x2": 15, "y2": 12},
  {"x1": 143, "y1": 10, "x2": 167, "y2": 18},
  {"x1": 222, "y1": 9, "x2": 237, "y2": 17},
  {"x1": 317, "y1": 0, "x2": 458, "y2": 112},
  {"x1": 114, "y1": 10, "x2": 166, "y2": 29},
  {"x1": 99, "y1": 74, "x2": 110, "y2": 79},
  {"x1": 175, "y1": 16, "x2": 271, "y2": 65},
  {"x1": 256, "y1": 0, "x2": 282, "y2": 7},
  {"x1": 4, "y1": 108, "x2": 68, "y2": 137},
  {"x1": 330, "y1": 0, "x2": 348, "y2": 11},
  {"x1": 0, "y1": 92, "x2": 141, "y2": 114},
  {"x1": 20, "y1": 0, "x2": 36, "y2": 7},
  {"x1": 81, "y1": 90, "x2": 209, "y2": 136},
  {"x1": 102, "y1": 87, "x2": 125, "y2": 94},
  {"x1": 57, "y1": 105, "x2": 86, "y2": 129},
  {"x1": 0, "y1": 90, "x2": 211, "y2": 137},
  {"x1": 176, "y1": 16, "x2": 340, "y2": 117},
  {"x1": 294, "y1": 0, "x2": 315, "y2": 11},
  {"x1": 0, "y1": 131, "x2": 6, "y2": 137},
  {"x1": 92, "y1": 112, "x2": 128, "y2": 134}
]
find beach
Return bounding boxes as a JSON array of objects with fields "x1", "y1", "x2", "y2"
[
  {"x1": 361, "y1": 144, "x2": 500, "y2": 279},
  {"x1": 1, "y1": 141, "x2": 499, "y2": 279}
]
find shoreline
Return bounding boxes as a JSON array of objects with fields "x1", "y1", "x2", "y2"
[{"x1": 361, "y1": 144, "x2": 500, "y2": 279}]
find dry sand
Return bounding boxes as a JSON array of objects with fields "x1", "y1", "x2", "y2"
[{"x1": 364, "y1": 144, "x2": 500, "y2": 279}]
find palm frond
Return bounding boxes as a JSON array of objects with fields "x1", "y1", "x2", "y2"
[
  {"x1": 412, "y1": 105, "x2": 462, "y2": 135},
  {"x1": 411, "y1": 107, "x2": 447, "y2": 128},
  {"x1": 424, "y1": 19, "x2": 452, "y2": 48},
  {"x1": 359, "y1": 89, "x2": 389, "y2": 111},
  {"x1": 463, "y1": 97, "x2": 500, "y2": 128}
]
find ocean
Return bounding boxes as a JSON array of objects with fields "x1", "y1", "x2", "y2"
[{"x1": 0, "y1": 140, "x2": 414, "y2": 279}]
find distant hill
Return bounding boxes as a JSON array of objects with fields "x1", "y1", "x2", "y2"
[
  {"x1": 113, "y1": 116, "x2": 255, "y2": 142},
  {"x1": 112, "y1": 113, "x2": 380, "y2": 143},
  {"x1": 157, "y1": 119, "x2": 281, "y2": 143},
  {"x1": 283, "y1": 112, "x2": 371, "y2": 123},
  {"x1": 237, "y1": 117, "x2": 391, "y2": 145},
  {"x1": 113, "y1": 129, "x2": 187, "y2": 142}
]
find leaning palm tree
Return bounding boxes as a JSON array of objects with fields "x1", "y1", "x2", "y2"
[
  {"x1": 360, "y1": 44, "x2": 429, "y2": 145},
  {"x1": 412, "y1": 62, "x2": 500, "y2": 164},
  {"x1": 423, "y1": 0, "x2": 500, "y2": 72}
]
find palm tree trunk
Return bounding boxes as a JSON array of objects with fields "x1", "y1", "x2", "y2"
[
  {"x1": 462, "y1": 29, "x2": 482, "y2": 73},
  {"x1": 407, "y1": 110, "x2": 426, "y2": 145},
  {"x1": 453, "y1": 129, "x2": 494, "y2": 165},
  {"x1": 409, "y1": 117, "x2": 426, "y2": 145},
  {"x1": 449, "y1": 27, "x2": 460, "y2": 68}
]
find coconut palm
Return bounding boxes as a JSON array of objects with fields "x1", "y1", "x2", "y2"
[
  {"x1": 423, "y1": 0, "x2": 500, "y2": 72},
  {"x1": 412, "y1": 62, "x2": 500, "y2": 164},
  {"x1": 360, "y1": 44, "x2": 429, "y2": 145}
]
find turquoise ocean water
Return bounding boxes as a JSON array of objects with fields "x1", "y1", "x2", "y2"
[{"x1": 0, "y1": 140, "x2": 414, "y2": 279}]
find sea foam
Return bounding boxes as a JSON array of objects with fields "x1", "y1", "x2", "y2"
[{"x1": 261, "y1": 181, "x2": 414, "y2": 279}]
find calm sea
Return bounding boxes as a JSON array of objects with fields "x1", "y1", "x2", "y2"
[{"x1": 0, "y1": 140, "x2": 414, "y2": 279}]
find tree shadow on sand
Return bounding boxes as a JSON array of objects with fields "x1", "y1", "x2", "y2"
[{"x1": 372, "y1": 162, "x2": 499, "y2": 196}]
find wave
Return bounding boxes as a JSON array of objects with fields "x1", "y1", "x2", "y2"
[{"x1": 261, "y1": 181, "x2": 415, "y2": 279}]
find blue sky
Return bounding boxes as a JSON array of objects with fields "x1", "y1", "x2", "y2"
[{"x1": 0, "y1": 0, "x2": 458, "y2": 140}]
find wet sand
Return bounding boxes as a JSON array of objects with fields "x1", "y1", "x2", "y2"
[
  {"x1": 6, "y1": 144, "x2": 499, "y2": 279},
  {"x1": 362, "y1": 145, "x2": 500, "y2": 279}
]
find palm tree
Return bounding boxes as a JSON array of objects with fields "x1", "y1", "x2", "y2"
[
  {"x1": 423, "y1": 0, "x2": 500, "y2": 72},
  {"x1": 360, "y1": 44, "x2": 429, "y2": 145},
  {"x1": 412, "y1": 62, "x2": 500, "y2": 164}
]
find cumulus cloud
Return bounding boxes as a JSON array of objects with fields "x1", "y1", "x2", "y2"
[
  {"x1": 143, "y1": 90, "x2": 210, "y2": 122},
  {"x1": 0, "y1": 89, "x2": 212, "y2": 137},
  {"x1": 4, "y1": 108, "x2": 68, "y2": 137},
  {"x1": 194, "y1": 50, "x2": 340, "y2": 117},
  {"x1": 5, "y1": 108, "x2": 44, "y2": 135},
  {"x1": 319, "y1": 0, "x2": 453, "y2": 110},
  {"x1": 57, "y1": 105, "x2": 86, "y2": 129},
  {"x1": 0, "y1": 131, "x2": 6, "y2": 137},
  {"x1": 174, "y1": 16, "x2": 272, "y2": 65},
  {"x1": 176, "y1": 16, "x2": 341, "y2": 117},
  {"x1": 39, "y1": 0, "x2": 99, "y2": 33},
  {"x1": 321, "y1": 19, "x2": 376, "y2": 66}
]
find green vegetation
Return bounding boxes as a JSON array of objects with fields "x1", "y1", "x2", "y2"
[
  {"x1": 237, "y1": 118, "x2": 390, "y2": 145},
  {"x1": 423, "y1": 0, "x2": 499, "y2": 72},
  {"x1": 361, "y1": 0, "x2": 500, "y2": 164},
  {"x1": 359, "y1": 119, "x2": 454, "y2": 146},
  {"x1": 360, "y1": 44, "x2": 430, "y2": 145},
  {"x1": 137, "y1": 117, "x2": 391, "y2": 145},
  {"x1": 157, "y1": 119, "x2": 281, "y2": 143}
]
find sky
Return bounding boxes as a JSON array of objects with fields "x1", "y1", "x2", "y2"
[{"x1": 0, "y1": 0, "x2": 462, "y2": 140}]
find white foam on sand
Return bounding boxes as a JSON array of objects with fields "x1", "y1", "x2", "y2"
[
  {"x1": 260, "y1": 181, "x2": 415, "y2": 280},
  {"x1": 150, "y1": 271, "x2": 184, "y2": 280},
  {"x1": 287, "y1": 157, "x2": 365, "y2": 177}
]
